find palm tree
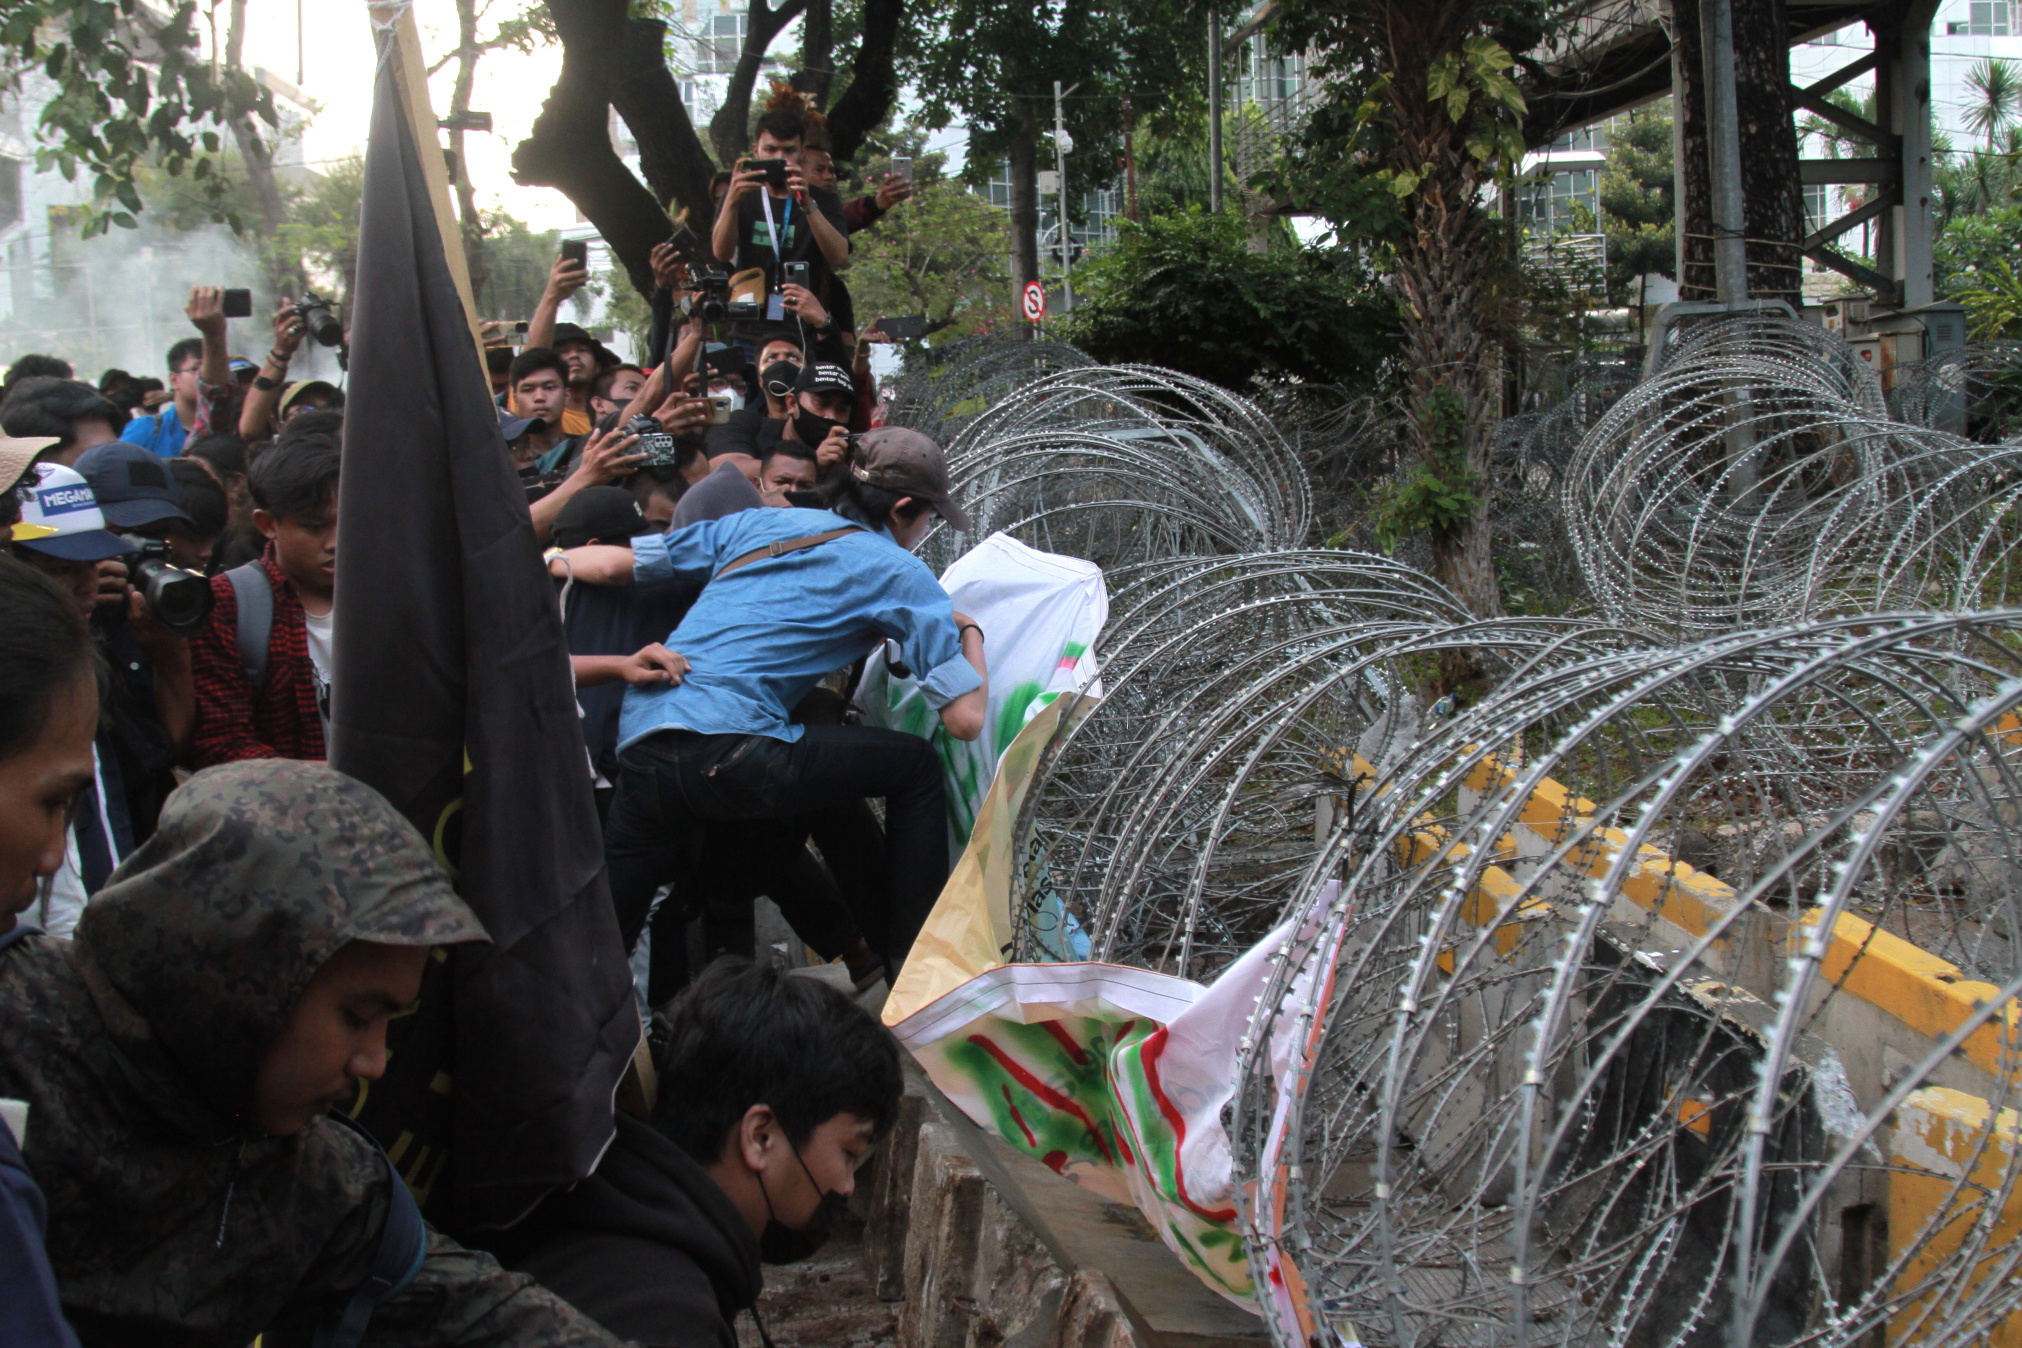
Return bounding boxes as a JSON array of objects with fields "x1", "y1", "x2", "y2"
[
  {"x1": 1964, "y1": 58, "x2": 2019, "y2": 154},
  {"x1": 1267, "y1": 0, "x2": 1531, "y2": 617}
]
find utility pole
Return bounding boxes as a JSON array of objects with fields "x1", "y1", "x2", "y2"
[
  {"x1": 1055, "y1": 79, "x2": 1077, "y2": 311},
  {"x1": 1123, "y1": 92, "x2": 1138, "y2": 223},
  {"x1": 1207, "y1": 8, "x2": 1224, "y2": 212},
  {"x1": 1699, "y1": 0, "x2": 1748, "y2": 303}
]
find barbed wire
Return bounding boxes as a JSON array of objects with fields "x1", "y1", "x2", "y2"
[{"x1": 893, "y1": 322, "x2": 2022, "y2": 1348}]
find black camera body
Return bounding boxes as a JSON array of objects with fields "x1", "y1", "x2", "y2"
[
  {"x1": 624, "y1": 413, "x2": 682, "y2": 468},
  {"x1": 689, "y1": 263, "x2": 732, "y2": 325},
  {"x1": 295, "y1": 291, "x2": 342, "y2": 348},
  {"x1": 130, "y1": 539, "x2": 214, "y2": 637}
]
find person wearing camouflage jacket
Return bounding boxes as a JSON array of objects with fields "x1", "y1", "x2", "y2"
[{"x1": 0, "y1": 758, "x2": 628, "y2": 1347}]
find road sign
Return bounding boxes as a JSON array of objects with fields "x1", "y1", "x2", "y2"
[{"x1": 1021, "y1": 281, "x2": 1046, "y2": 323}]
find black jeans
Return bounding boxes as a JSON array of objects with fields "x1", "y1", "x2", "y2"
[
  {"x1": 644, "y1": 814, "x2": 874, "y2": 1005},
  {"x1": 605, "y1": 725, "x2": 948, "y2": 966}
]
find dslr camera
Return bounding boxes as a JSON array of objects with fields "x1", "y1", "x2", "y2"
[
  {"x1": 688, "y1": 263, "x2": 732, "y2": 325},
  {"x1": 624, "y1": 413, "x2": 682, "y2": 468},
  {"x1": 129, "y1": 539, "x2": 215, "y2": 637},
  {"x1": 294, "y1": 291, "x2": 342, "y2": 347}
]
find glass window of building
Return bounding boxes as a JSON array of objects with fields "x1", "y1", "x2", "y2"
[{"x1": 1948, "y1": 2, "x2": 2014, "y2": 34}]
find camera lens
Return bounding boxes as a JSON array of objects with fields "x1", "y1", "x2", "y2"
[
  {"x1": 133, "y1": 557, "x2": 215, "y2": 637},
  {"x1": 297, "y1": 293, "x2": 343, "y2": 347}
]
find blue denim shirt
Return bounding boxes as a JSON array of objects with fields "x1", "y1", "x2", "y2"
[{"x1": 619, "y1": 507, "x2": 980, "y2": 748}]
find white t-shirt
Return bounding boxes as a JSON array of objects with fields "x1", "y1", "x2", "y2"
[
  {"x1": 303, "y1": 607, "x2": 334, "y2": 685},
  {"x1": 303, "y1": 607, "x2": 334, "y2": 715}
]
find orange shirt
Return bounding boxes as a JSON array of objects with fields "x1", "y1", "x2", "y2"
[{"x1": 506, "y1": 395, "x2": 592, "y2": 436}]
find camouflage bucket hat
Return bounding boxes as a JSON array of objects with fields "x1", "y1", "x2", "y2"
[{"x1": 74, "y1": 759, "x2": 489, "y2": 1114}]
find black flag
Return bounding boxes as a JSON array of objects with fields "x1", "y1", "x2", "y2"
[{"x1": 331, "y1": 22, "x2": 635, "y2": 1230}]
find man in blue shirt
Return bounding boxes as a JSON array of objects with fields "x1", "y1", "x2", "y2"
[
  {"x1": 118, "y1": 337, "x2": 201, "y2": 458},
  {"x1": 552, "y1": 427, "x2": 986, "y2": 973}
]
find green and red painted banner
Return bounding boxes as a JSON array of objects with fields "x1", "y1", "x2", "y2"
[{"x1": 877, "y1": 535, "x2": 1345, "y2": 1328}]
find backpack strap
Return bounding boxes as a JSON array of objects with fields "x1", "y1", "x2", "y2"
[
  {"x1": 713, "y1": 526, "x2": 863, "y2": 582},
  {"x1": 225, "y1": 562, "x2": 274, "y2": 691},
  {"x1": 311, "y1": 1112, "x2": 429, "y2": 1348}
]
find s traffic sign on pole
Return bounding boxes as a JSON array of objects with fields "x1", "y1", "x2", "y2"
[{"x1": 1021, "y1": 281, "x2": 1046, "y2": 323}]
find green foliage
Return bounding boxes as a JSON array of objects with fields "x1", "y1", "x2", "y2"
[
  {"x1": 595, "y1": 263, "x2": 654, "y2": 360},
  {"x1": 907, "y1": 0, "x2": 1204, "y2": 214},
  {"x1": 1257, "y1": 3, "x2": 1546, "y2": 240},
  {"x1": 273, "y1": 155, "x2": 366, "y2": 306},
  {"x1": 1964, "y1": 58, "x2": 2020, "y2": 152},
  {"x1": 137, "y1": 145, "x2": 552, "y2": 323},
  {"x1": 1955, "y1": 258, "x2": 2022, "y2": 340},
  {"x1": 842, "y1": 146, "x2": 1014, "y2": 344},
  {"x1": 1, "y1": 0, "x2": 273, "y2": 236},
  {"x1": 1409, "y1": 35, "x2": 1527, "y2": 187},
  {"x1": 1371, "y1": 386, "x2": 1479, "y2": 550},
  {"x1": 1937, "y1": 203, "x2": 2022, "y2": 294},
  {"x1": 1129, "y1": 101, "x2": 1220, "y2": 217},
  {"x1": 1936, "y1": 126, "x2": 2022, "y2": 222},
  {"x1": 1590, "y1": 103, "x2": 1675, "y2": 302},
  {"x1": 470, "y1": 213, "x2": 565, "y2": 323},
  {"x1": 1062, "y1": 208, "x2": 1396, "y2": 390}
]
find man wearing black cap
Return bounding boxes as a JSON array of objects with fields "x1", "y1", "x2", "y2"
[
  {"x1": 777, "y1": 360, "x2": 855, "y2": 475},
  {"x1": 703, "y1": 330, "x2": 802, "y2": 463},
  {"x1": 71, "y1": 442, "x2": 200, "y2": 821},
  {"x1": 549, "y1": 425, "x2": 986, "y2": 975}
]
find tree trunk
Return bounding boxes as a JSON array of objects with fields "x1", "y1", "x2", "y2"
[
  {"x1": 611, "y1": 16, "x2": 718, "y2": 222},
  {"x1": 514, "y1": 7, "x2": 670, "y2": 295},
  {"x1": 1672, "y1": 0, "x2": 1805, "y2": 300},
  {"x1": 225, "y1": 0, "x2": 302, "y2": 297},
  {"x1": 524, "y1": 0, "x2": 895, "y2": 293},
  {"x1": 1007, "y1": 111, "x2": 1042, "y2": 326},
  {"x1": 793, "y1": 0, "x2": 834, "y2": 106},
  {"x1": 708, "y1": 0, "x2": 809, "y2": 166},
  {"x1": 450, "y1": 0, "x2": 489, "y2": 310},
  {"x1": 822, "y1": 0, "x2": 905, "y2": 159},
  {"x1": 1388, "y1": 7, "x2": 1501, "y2": 618}
]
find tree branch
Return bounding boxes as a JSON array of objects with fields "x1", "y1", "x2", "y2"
[
  {"x1": 792, "y1": 0, "x2": 833, "y2": 106},
  {"x1": 708, "y1": 0, "x2": 808, "y2": 166},
  {"x1": 610, "y1": 15, "x2": 717, "y2": 223},
  {"x1": 821, "y1": 0, "x2": 903, "y2": 161},
  {"x1": 514, "y1": 1, "x2": 668, "y2": 295}
]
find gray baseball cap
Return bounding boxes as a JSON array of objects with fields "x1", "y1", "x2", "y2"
[{"x1": 847, "y1": 427, "x2": 970, "y2": 532}]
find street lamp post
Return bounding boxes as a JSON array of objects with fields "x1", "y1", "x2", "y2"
[{"x1": 1054, "y1": 80, "x2": 1078, "y2": 311}]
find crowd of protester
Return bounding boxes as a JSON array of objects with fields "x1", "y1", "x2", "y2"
[{"x1": 0, "y1": 98, "x2": 979, "y2": 1347}]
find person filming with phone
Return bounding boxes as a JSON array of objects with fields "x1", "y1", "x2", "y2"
[{"x1": 711, "y1": 109, "x2": 849, "y2": 366}]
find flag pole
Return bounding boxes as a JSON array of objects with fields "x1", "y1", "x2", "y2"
[{"x1": 369, "y1": 0, "x2": 491, "y2": 384}]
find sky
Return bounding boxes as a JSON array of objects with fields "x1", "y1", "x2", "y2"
[
  {"x1": 242, "y1": 0, "x2": 599, "y2": 231},
  {"x1": 236, "y1": 0, "x2": 968, "y2": 231}
]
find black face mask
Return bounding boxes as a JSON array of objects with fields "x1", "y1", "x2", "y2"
[
  {"x1": 757, "y1": 1138, "x2": 847, "y2": 1265},
  {"x1": 762, "y1": 360, "x2": 802, "y2": 400},
  {"x1": 792, "y1": 407, "x2": 843, "y2": 448}
]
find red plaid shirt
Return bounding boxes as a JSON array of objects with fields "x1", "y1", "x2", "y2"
[
  {"x1": 190, "y1": 550, "x2": 326, "y2": 767},
  {"x1": 192, "y1": 374, "x2": 246, "y2": 439}
]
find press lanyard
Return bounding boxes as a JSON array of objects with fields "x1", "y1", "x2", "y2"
[{"x1": 758, "y1": 190, "x2": 795, "y2": 287}]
